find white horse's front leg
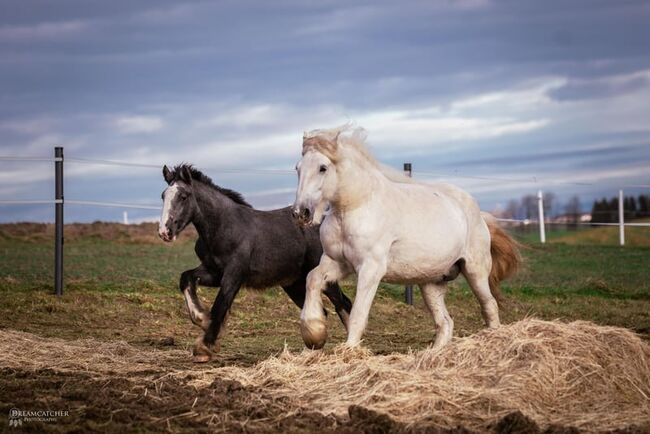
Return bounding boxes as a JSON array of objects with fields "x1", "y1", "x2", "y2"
[
  {"x1": 301, "y1": 255, "x2": 347, "y2": 349},
  {"x1": 346, "y1": 259, "x2": 387, "y2": 347}
]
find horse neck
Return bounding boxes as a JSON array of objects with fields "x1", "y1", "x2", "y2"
[
  {"x1": 332, "y1": 155, "x2": 385, "y2": 212},
  {"x1": 190, "y1": 183, "x2": 240, "y2": 239}
]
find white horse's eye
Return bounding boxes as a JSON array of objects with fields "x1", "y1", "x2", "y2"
[{"x1": 319, "y1": 164, "x2": 327, "y2": 173}]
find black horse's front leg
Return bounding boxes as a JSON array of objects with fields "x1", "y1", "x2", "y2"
[
  {"x1": 193, "y1": 270, "x2": 244, "y2": 363},
  {"x1": 179, "y1": 265, "x2": 222, "y2": 331},
  {"x1": 324, "y1": 282, "x2": 353, "y2": 331}
]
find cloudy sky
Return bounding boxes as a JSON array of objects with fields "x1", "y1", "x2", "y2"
[{"x1": 1, "y1": 0, "x2": 649, "y2": 223}]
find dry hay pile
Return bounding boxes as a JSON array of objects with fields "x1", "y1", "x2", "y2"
[
  {"x1": 1, "y1": 319, "x2": 649, "y2": 432},
  {"x1": 216, "y1": 319, "x2": 650, "y2": 431}
]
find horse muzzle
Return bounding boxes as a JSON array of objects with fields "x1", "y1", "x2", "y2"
[
  {"x1": 292, "y1": 206, "x2": 313, "y2": 226},
  {"x1": 158, "y1": 227, "x2": 176, "y2": 242}
]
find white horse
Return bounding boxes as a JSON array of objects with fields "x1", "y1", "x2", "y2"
[{"x1": 292, "y1": 125, "x2": 520, "y2": 350}]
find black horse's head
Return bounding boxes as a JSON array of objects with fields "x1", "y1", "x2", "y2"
[{"x1": 158, "y1": 165, "x2": 197, "y2": 242}]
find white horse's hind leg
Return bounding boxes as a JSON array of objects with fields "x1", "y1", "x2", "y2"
[
  {"x1": 301, "y1": 255, "x2": 348, "y2": 349},
  {"x1": 463, "y1": 262, "x2": 500, "y2": 329},
  {"x1": 421, "y1": 282, "x2": 454, "y2": 349}
]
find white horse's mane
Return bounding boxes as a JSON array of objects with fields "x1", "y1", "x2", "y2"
[{"x1": 303, "y1": 124, "x2": 415, "y2": 184}]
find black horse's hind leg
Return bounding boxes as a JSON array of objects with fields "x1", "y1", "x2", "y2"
[
  {"x1": 323, "y1": 282, "x2": 352, "y2": 331},
  {"x1": 193, "y1": 265, "x2": 244, "y2": 363},
  {"x1": 179, "y1": 265, "x2": 222, "y2": 331}
]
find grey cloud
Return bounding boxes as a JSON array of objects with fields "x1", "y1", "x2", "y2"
[
  {"x1": 549, "y1": 75, "x2": 650, "y2": 101},
  {"x1": 1, "y1": 0, "x2": 650, "y2": 222}
]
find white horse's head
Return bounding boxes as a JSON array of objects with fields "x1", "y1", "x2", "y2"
[
  {"x1": 292, "y1": 130, "x2": 342, "y2": 226},
  {"x1": 293, "y1": 124, "x2": 381, "y2": 225}
]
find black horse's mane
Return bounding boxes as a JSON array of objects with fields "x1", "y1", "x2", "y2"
[{"x1": 172, "y1": 164, "x2": 252, "y2": 208}]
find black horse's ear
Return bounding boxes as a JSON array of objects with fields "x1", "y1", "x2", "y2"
[
  {"x1": 180, "y1": 166, "x2": 192, "y2": 184},
  {"x1": 163, "y1": 165, "x2": 174, "y2": 184}
]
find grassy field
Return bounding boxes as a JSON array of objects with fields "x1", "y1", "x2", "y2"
[
  {"x1": 0, "y1": 223, "x2": 649, "y2": 432},
  {"x1": 512, "y1": 218, "x2": 650, "y2": 246},
  {"x1": 0, "y1": 223, "x2": 648, "y2": 355}
]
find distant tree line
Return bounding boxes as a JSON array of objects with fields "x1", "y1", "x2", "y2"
[
  {"x1": 591, "y1": 194, "x2": 650, "y2": 223},
  {"x1": 504, "y1": 192, "x2": 579, "y2": 221}
]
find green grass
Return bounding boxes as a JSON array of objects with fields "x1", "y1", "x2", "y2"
[
  {"x1": 512, "y1": 219, "x2": 650, "y2": 247},
  {"x1": 1, "y1": 238, "x2": 197, "y2": 292},
  {"x1": 513, "y1": 227, "x2": 575, "y2": 244},
  {"x1": 552, "y1": 223, "x2": 650, "y2": 246},
  {"x1": 0, "y1": 227, "x2": 648, "y2": 362},
  {"x1": 508, "y1": 243, "x2": 650, "y2": 298}
]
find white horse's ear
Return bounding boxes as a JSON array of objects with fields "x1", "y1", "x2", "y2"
[{"x1": 332, "y1": 130, "x2": 341, "y2": 144}]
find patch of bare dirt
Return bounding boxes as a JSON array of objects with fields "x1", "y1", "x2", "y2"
[{"x1": 0, "y1": 222, "x2": 197, "y2": 244}]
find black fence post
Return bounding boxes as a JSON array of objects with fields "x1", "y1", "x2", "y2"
[
  {"x1": 403, "y1": 162, "x2": 413, "y2": 306},
  {"x1": 55, "y1": 146, "x2": 64, "y2": 296}
]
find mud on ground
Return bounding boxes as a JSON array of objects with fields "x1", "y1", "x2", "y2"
[{"x1": 0, "y1": 222, "x2": 197, "y2": 244}]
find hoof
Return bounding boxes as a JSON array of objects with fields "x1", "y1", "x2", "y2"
[
  {"x1": 192, "y1": 338, "x2": 217, "y2": 363},
  {"x1": 300, "y1": 318, "x2": 328, "y2": 350},
  {"x1": 192, "y1": 353, "x2": 212, "y2": 363}
]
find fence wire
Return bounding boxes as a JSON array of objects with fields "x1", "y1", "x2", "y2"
[
  {"x1": 66, "y1": 200, "x2": 160, "y2": 210},
  {"x1": 495, "y1": 218, "x2": 650, "y2": 227},
  {"x1": 0, "y1": 199, "x2": 62, "y2": 205},
  {"x1": 0, "y1": 156, "x2": 62, "y2": 162},
  {"x1": 66, "y1": 156, "x2": 294, "y2": 175},
  {"x1": 3, "y1": 154, "x2": 648, "y2": 186},
  {"x1": 0, "y1": 153, "x2": 648, "y2": 220}
]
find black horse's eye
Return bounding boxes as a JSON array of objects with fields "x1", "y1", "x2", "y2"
[{"x1": 319, "y1": 164, "x2": 327, "y2": 173}]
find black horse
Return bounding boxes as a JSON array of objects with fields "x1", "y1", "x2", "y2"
[{"x1": 158, "y1": 164, "x2": 352, "y2": 362}]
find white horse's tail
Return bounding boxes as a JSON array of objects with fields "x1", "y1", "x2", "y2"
[{"x1": 481, "y1": 212, "x2": 521, "y2": 305}]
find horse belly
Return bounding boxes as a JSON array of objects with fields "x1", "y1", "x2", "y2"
[
  {"x1": 246, "y1": 234, "x2": 306, "y2": 289},
  {"x1": 383, "y1": 193, "x2": 467, "y2": 284},
  {"x1": 384, "y1": 243, "x2": 461, "y2": 284},
  {"x1": 247, "y1": 254, "x2": 304, "y2": 289}
]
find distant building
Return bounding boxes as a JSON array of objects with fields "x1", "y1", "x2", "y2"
[{"x1": 552, "y1": 213, "x2": 592, "y2": 224}]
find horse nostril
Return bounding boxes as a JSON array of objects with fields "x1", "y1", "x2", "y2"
[{"x1": 301, "y1": 208, "x2": 311, "y2": 219}]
